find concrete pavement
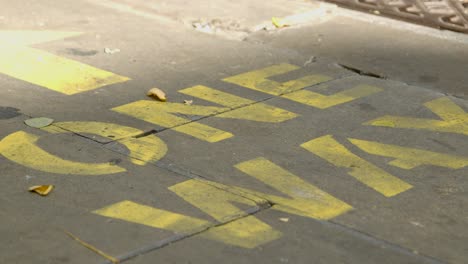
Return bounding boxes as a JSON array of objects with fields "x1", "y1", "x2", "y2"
[{"x1": 0, "y1": 1, "x2": 467, "y2": 263}]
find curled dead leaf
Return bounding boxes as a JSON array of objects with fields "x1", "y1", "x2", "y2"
[
  {"x1": 183, "y1": 100, "x2": 193, "y2": 105},
  {"x1": 29, "y1": 185, "x2": 54, "y2": 196},
  {"x1": 147, "y1": 88, "x2": 167, "y2": 102}
]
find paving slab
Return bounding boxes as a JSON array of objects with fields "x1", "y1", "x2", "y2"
[{"x1": 124, "y1": 209, "x2": 437, "y2": 264}]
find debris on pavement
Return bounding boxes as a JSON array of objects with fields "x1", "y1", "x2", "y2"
[
  {"x1": 192, "y1": 21, "x2": 215, "y2": 34},
  {"x1": 272, "y1": 17, "x2": 289, "y2": 28},
  {"x1": 190, "y1": 18, "x2": 250, "y2": 40},
  {"x1": 24, "y1": 117, "x2": 54, "y2": 128},
  {"x1": 64, "y1": 230, "x2": 119, "y2": 264},
  {"x1": 183, "y1": 100, "x2": 193, "y2": 105},
  {"x1": 104, "y1": 47, "x2": 120, "y2": 54},
  {"x1": 271, "y1": 7, "x2": 333, "y2": 29},
  {"x1": 303, "y1": 55, "x2": 316, "y2": 66},
  {"x1": 28, "y1": 185, "x2": 54, "y2": 196},
  {"x1": 279, "y1": 217, "x2": 290, "y2": 223},
  {"x1": 147, "y1": 88, "x2": 167, "y2": 102}
]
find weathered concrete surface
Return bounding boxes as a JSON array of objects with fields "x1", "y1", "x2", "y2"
[{"x1": 0, "y1": 0, "x2": 467, "y2": 263}]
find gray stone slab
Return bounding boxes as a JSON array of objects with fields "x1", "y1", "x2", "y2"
[{"x1": 124, "y1": 209, "x2": 437, "y2": 264}]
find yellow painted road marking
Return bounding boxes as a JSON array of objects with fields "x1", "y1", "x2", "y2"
[
  {"x1": 94, "y1": 158, "x2": 352, "y2": 248},
  {"x1": 233, "y1": 157, "x2": 352, "y2": 220},
  {"x1": 0, "y1": 30, "x2": 129, "y2": 95},
  {"x1": 366, "y1": 97, "x2": 468, "y2": 135},
  {"x1": 113, "y1": 85, "x2": 297, "y2": 143},
  {"x1": 0, "y1": 122, "x2": 167, "y2": 175},
  {"x1": 0, "y1": 131, "x2": 126, "y2": 175},
  {"x1": 94, "y1": 198, "x2": 280, "y2": 249},
  {"x1": 93, "y1": 200, "x2": 212, "y2": 234},
  {"x1": 349, "y1": 138, "x2": 468, "y2": 170},
  {"x1": 223, "y1": 63, "x2": 331, "y2": 95},
  {"x1": 282, "y1": 84, "x2": 383, "y2": 109},
  {"x1": 170, "y1": 180, "x2": 282, "y2": 248},
  {"x1": 223, "y1": 63, "x2": 382, "y2": 108},
  {"x1": 43, "y1": 121, "x2": 168, "y2": 166},
  {"x1": 301, "y1": 135, "x2": 412, "y2": 197}
]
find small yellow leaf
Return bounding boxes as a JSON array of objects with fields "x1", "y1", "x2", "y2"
[
  {"x1": 272, "y1": 17, "x2": 288, "y2": 28},
  {"x1": 29, "y1": 185, "x2": 54, "y2": 196},
  {"x1": 147, "y1": 88, "x2": 167, "y2": 102},
  {"x1": 279, "y1": 217, "x2": 289, "y2": 223}
]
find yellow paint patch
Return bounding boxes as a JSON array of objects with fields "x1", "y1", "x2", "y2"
[
  {"x1": 112, "y1": 100, "x2": 232, "y2": 143},
  {"x1": 0, "y1": 30, "x2": 129, "y2": 95},
  {"x1": 93, "y1": 158, "x2": 352, "y2": 248},
  {"x1": 301, "y1": 135, "x2": 412, "y2": 197},
  {"x1": 0, "y1": 131, "x2": 125, "y2": 175},
  {"x1": 113, "y1": 85, "x2": 297, "y2": 142},
  {"x1": 282, "y1": 84, "x2": 383, "y2": 109},
  {"x1": 93, "y1": 200, "x2": 212, "y2": 234},
  {"x1": 170, "y1": 180, "x2": 282, "y2": 248},
  {"x1": 44, "y1": 121, "x2": 167, "y2": 166},
  {"x1": 223, "y1": 63, "x2": 331, "y2": 95},
  {"x1": 202, "y1": 216, "x2": 281, "y2": 249},
  {"x1": 366, "y1": 97, "x2": 468, "y2": 135},
  {"x1": 349, "y1": 138, "x2": 468, "y2": 170},
  {"x1": 223, "y1": 64, "x2": 381, "y2": 108},
  {"x1": 234, "y1": 157, "x2": 352, "y2": 220}
]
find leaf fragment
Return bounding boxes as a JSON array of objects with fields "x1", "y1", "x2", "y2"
[
  {"x1": 272, "y1": 17, "x2": 289, "y2": 28},
  {"x1": 147, "y1": 88, "x2": 167, "y2": 102},
  {"x1": 28, "y1": 185, "x2": 54, "y2": 196},
  {"x1": 24, "y1": 117, "x2": 54, "y2": 128},
  {"x1": 183, "y1": 100, "x2": 193, "y2": 105}
]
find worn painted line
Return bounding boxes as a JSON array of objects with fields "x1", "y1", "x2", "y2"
[
  {"x1": 233, "y1": 157, "x2": 352, "y2": 220},
  {"x1": 112, "y1": 85, "x2": 297, "y2": 142},
  {"x1": 366, "y1": 97, "x2": 468, "y2": 135},
  {"x1": 0, "y1": 131, "x2": 126, "y2": 175},
  {"x1": 282, "y1": 84, "x2": 383, "y2": 109},
  {"x1": 223, "y1": 63, "x2": 331, "y2": 95},
  {"x1": 0, "y1": 31, "x2": 129, "y2": 95},
  {"x1": 301, "y1": 135, "x2": 412, "y2": 197},
  {"x1": 44, "y1": 121, "x2": 168, "y2": 166},
  {"x1": 223, "y1": 63, "x2": 383, "y2": 108},
  {"x1": 93, "y1": 200, "x2": 212, "y2": 233},
  {"x1": 349, "y1": 138, "x2": 468, "y2": 169},
  {"x1": 93, "y1": 157, "x2": 352, "y2": 248},
  {"x1": 170, "y1": 180, "x2": 282, "y2": 248}
]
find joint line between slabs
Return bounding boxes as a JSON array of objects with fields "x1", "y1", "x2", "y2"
[
  {"x1": 129, "y1": 158, "x2": 445, "y2": 264},
  {"x1": 136, "y1": 74, "x2": 351, "y2": 136},
  {"x1": 99, "y1": 202, "x2": 271, "y2": 264}
]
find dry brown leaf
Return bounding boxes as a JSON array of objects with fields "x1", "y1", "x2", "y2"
[
  {"x1": 147, "y1": 88, "x2": 167, "y2": 102},
  {"x1": 183, "y1": 100, "x2": 193, "y2": 105},
  {"x1": 28, "y1": 185, "x2": 54, "y2": 196}
]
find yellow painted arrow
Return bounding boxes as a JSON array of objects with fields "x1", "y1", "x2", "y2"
[{"x1": 0, "y1": 30, "x2": 130, "y2": 95}]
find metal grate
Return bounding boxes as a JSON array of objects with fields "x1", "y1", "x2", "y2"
[{"x1": 324, "y1": 0, "x2": 468, "y2": 33}]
